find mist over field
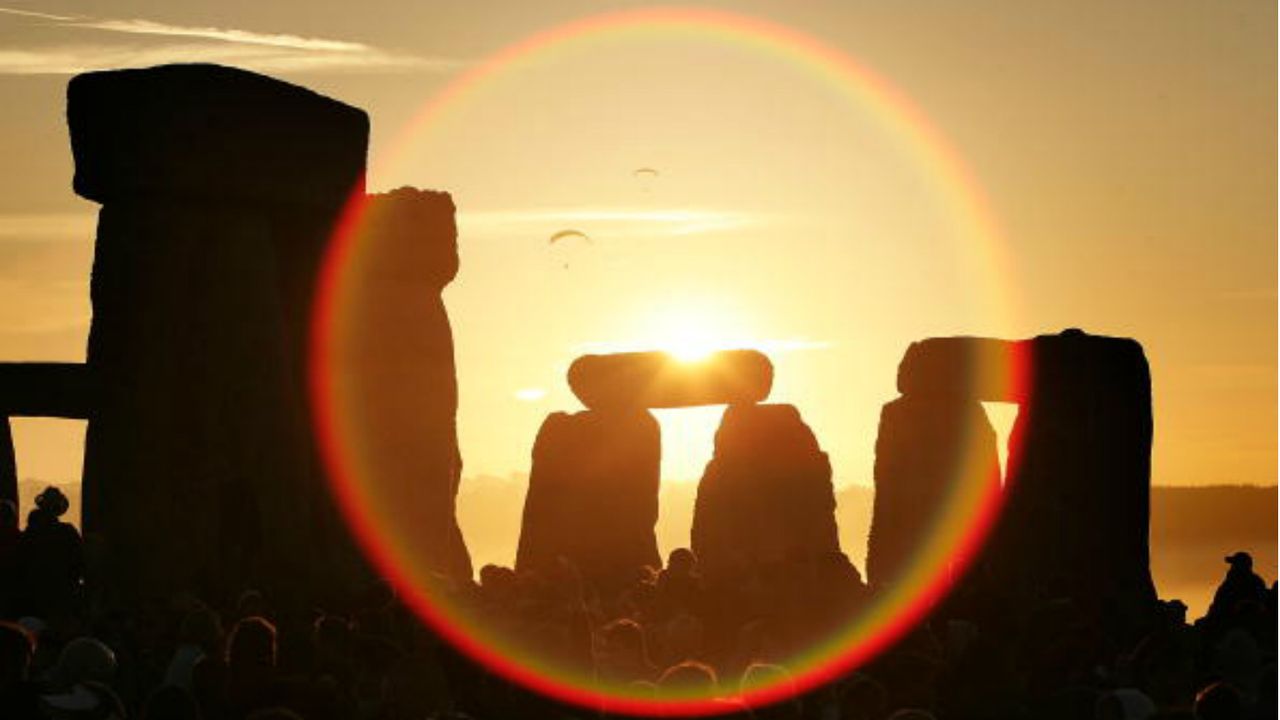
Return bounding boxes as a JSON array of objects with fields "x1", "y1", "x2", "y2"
[
  {"x1": 452, "y1": 478, "x2": 1278, "y2": 618},
  {"x1": 18, "y1": 477, "x2": 1273, "y2": 619}
]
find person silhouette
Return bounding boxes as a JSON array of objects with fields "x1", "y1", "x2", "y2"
[
  {"x1": 596, "y1": 619, "x2": 657, "y2": 684},
  {"x1": 0, "y1": 621, "x2": 40, "y2": 719},
  {"x1": 652, "y1": 548, "x2": 701, "y2": 622},
  {"x1": 1206, "y1": 552, "x2": 1267, "y2": 622},
  {"x1": 15, "y1": 487, "x2": 83, "y2": 619},
  {"x1": 225, "y1": 616, "x2": 279, "y2": 715}
]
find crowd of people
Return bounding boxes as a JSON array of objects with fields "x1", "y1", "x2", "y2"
[{"x1": 0, "y1": 486, "x2": 1275, "y2": 719}]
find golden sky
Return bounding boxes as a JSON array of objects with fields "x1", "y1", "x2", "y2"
[{"x1": 0, "y1": 0, "x2": 1274, "y2": 489}]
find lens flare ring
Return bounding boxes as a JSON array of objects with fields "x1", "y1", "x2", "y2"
[{"x1": 311, "y1": 6, "x2": 1025, "y2": 717}]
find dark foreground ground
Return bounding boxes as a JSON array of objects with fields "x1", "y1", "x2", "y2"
[{"x1": 5, "y1": 479, "x2": 1276, "y2": 720}]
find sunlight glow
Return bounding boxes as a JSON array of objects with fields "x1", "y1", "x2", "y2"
[
  {"x1": 639, "y1": 300, "x2": 748, "y2": 361},
  {"x1": 574, "y1": 297, "x2": 832, "y2": 366},
  {"x1": 664, "y1": 331, "x2": 719, "y2": 362},
  {"x1": 514, "y1": 387, "x2": 547, "y2": 402}
]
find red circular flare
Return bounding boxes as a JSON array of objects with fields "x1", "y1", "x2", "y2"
[{"x1": 309, "y1": 7, "x2": 1027, "y2": 716}]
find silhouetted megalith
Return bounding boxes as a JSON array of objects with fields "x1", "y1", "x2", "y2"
[
  {"x1": 330, "y1": 187, "x2": 472, "y2": 580},
  {"x1": 568, "y1": 350, "x2": 772, "y2": 409},
  {"x1": 0, "y1": 363, "x2": 94, "y2": 419},
  {"x1": 897, "y1": 336, "x2": 1021, "y2": 400},
  {"x1": 68, "y1": 64, "x2": 366, "y2": 207},
  {"x1": 0, "y1": 417, "x2": 13, "y2": 506},
  {"x1": 692, "y1": 404, "x2": 842, "y2": 585},
  {"x1": 0, "y1": 362, "x2": 94, "y2": 509},
  {"x1": 869, "y1": 329, "x2": 1155, "y2": 616},
  {"x1": 992, "y1": 329, "x2": 1156, "y2": 613},
  {"x1": 517, "y1": 409, "x2": 661, "y2": 592},
  {"x1": 69, "y1": 64, "x2": 369, "y2": 604},
  {"x1": 866, "y1": 395, "x2": 1000, "y2": 590}
]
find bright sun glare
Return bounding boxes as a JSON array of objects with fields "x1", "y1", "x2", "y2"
[
  {"x1": 636, "y1": 300, "x2": 751, "y2": 362},
  {"x1": 664, "y1": 328, "x2": 719, "y2": 362}
]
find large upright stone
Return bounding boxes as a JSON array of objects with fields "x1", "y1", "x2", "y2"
[
  {"x1": 991, "y1": 330, "x2": 1156, "y2": 613},
  {"x1": 868, "y1": 330, "x2": 1156, "y2": 617},
  {"x1": 0, "y1": 418, "x2": 14, "y2": 506},
  {"x1": 329, "y1": 188, "x2": 472, "y2": 580},
  {"x1": 866, "y1": 395, "x2": 1000, "y2": 590},
  {"x1": 0, "y1": 362, "x2": 94, "y2": 509},
  {"x1": 69, "y1": 65, "x2": 368, "y2": 604},
  {"x1": 692, "y1": 404, "x2": 842, "y2": 585},
  {"x1": 516, "y1": 409, "x2": 661, "y2": 593}
]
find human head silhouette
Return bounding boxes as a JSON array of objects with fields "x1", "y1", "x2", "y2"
[
  {"x1": 50, "y1": 636, "x2": 116, "y2": 688},
  {"x1": 34, "y1": 486, "x2": 69, "y2": 518},
  {"x1": 667, "y1": 548, "x2": 697, "y2": 576},
  {"x1": 0, "y1": 621, "x2": 34, "y2": 685},
  {"x1": 1224, "y1": 552, "x2": 1253, "y2": 571},
  {"x1": 178, "y1": 605, "x2": 224, "y2": 655},
  {"x1": 601, "y1": 619, "x2": 649, "y2": 663},
  {"x1": 1194, "y1": 681, "x2": 1242, "y2": 720},
  {"x1": 226, "y1": 616, "x2": 277, "y2": 671},
  {"x1": 657, "y1": 660, "x2": 718, "y2": 695}
]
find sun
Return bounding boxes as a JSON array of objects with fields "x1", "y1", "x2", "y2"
[
  {"x1": 663, "y1": 325, "x2": 720, "y2": 362},
  {"x1": 633, "y1": 298, "x2": 752, "y2": 362}
]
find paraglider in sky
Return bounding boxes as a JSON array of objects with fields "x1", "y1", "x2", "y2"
[
  {"x1": 548, "y1": 229, "x2": 592, "y2": 270},
  {"x1": 548, "y1": 229, "x2": 591, "y2": 245},
  {"x1": 633, "y1": 167, "x2": 659, "y2": 192}
]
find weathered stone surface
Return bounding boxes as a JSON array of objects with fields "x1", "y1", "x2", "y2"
[
  {"x1": 990, "y1": 329, "x2": 1156, "y2": 612},
  {"x1": 81, "y1": 202, "x2": 325, "y2": 602},
  {"x1": 691, "y1": 404, "x2": 842, "y2": 585},
  {"x1": 896, "y1": 336, "x2": 1021, "y2": 401},
  {"x1": 870, "y1": 329, "x2": 1156, "y2": 617},
  {"x1": 568, "y1": 349, "x2": 772, "y2": 409},
  {"x1": 866, "y1": 395, "x2": 1000, "y2": 590},
  {"x1": 68, "y1": 64, "x2": 367, "y2": 207},
  {"x1": 1, "y1": 417, "x2": 14, "y2": 505},
  {"x1": 0, "y1": 361, "x2": 92, "y2": 512},
  {"x1": 330, "y1": 187, "x2": 471, "y2": 581},
  {"x1": 516, "y1": 409, "x2": 661, "y2": 592},
  {"x1": 355, "y1": 187, "x2": 459, "y2": 290},
  {"x1": 71, "y1": 65, "x2": 370, "y2": 605}
]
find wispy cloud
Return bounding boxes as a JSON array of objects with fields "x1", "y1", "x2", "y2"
[
  {"x1": 0, "y1": 7, "x2": 459, "y2": 74},
  {"x1": 0, "y1": 7, "x2": 81, "y2": 22},
  {"x1": 0, "y1": 44, "x2": 453, "y2": 75},
  {"x1": 68, "y1": 19, "x2": 370, "y2": 52}
]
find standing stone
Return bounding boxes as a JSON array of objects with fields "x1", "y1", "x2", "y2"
[
  {"x1": 516, "y1": 409, "x2": 661, "y2": 594},
  {"x1": 692, "y1": 404, "x2": 842, "y2": 585},
  {"x1": 329, "y1": 187, "x2": 472, "y2": 581},
  {"x1": 0, "y1": 363, "x2": 95, "y2": 509},
  {"x1": 867, "y1": 395, "x2": 1000, "y2": 590},
  {"x1": 68, "y1": 64, "x2": 368, "y2": 605},
  {"x1": 869, "y1": 330, "x2": 1156, "y2": 620},
  {"x1": 990, "y1": 330, "x2": 1156, "y2": 615},
  {"x1": 0, "y1": 417, "x2": 14, "y2": 506}
]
